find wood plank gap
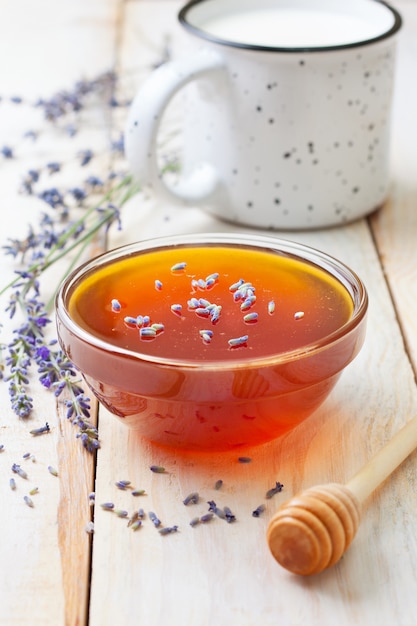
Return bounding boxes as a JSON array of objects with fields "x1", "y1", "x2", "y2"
[{"x1": 368, "y1": 212, "x2": 417, "y2": 386}]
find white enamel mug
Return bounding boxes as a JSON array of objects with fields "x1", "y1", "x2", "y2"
[{"x1": 125, "y1": 0, "x2": 402, "y2": 230}]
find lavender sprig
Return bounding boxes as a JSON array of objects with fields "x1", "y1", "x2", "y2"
[
  {"x1": 1, "y1": 268, "x2": 99, "y2": 449},
  {"x1": 0, "y1": 56, "x2": 172, "y2": 451},
  {"x1": 5, "y1": 283, "x2": 50, "y2": 417},
  {"x1": 36, "y1": 344, "x2": 99, "y2": 452},
  {"x1": 1, "y1": 179, "x2": 130, "y2": 302},
  {"x1": 0, "y1": 172, "x2": 136, "y2": 450}
]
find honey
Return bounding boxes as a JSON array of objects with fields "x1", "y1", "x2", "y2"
[{"x1": 69, "y1": 245, "x2": 353, "y2": 363}]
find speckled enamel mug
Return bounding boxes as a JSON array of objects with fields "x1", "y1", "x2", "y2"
[{"x1": 125, "y1": 0, "x2": 402, "y2": 230}]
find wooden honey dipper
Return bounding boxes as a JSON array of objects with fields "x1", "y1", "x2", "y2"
[{"x1": 267, "y1": 415, "x2": 417, "y2": 576}]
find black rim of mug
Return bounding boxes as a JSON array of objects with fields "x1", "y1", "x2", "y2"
[{"x1": 178, "y1": 0, "x2": 402, "y2": 53}]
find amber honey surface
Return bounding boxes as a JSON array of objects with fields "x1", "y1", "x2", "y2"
[{"x1": 69, "y1": 244, "x2": 353, "y2": 363}]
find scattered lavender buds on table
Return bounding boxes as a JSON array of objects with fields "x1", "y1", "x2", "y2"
[
  {"x1": 100, "y1": 502, "x2": 115, "y2": 511},
  {"x1": 252, "y1": 504, "x2": 266, "y2": 518},
  {"x1": 47, "y1": 466, "x2": 58, "y2": 477},
  {"x1": 207, "y1": 500, "x2": 226, "y2": 519},
  {"x1": 1, "y1": 145, "x2": 14, "y2": 158},
  {"x1": 266, "y1": 481, "x2": 284, "y2": 499},
  {"x1": 183, "y1": 492, "x2": 199, "y2": 505},
  {"x1": 159, "y1": 525, "x2": 178, "y2": 536},
  {"x1": 11, "y1": 464, "x2": 28, "y2": 479},
  {"x1": 23, "y1": 495, "x2": 34, "y2": 508},
  {"x1": 115, "y1": 480, "x2": 131, "y2": 490},
  {"x1": 150, "y1": 465, "x2": 166, "y2": 474},
  {"x1": 29, "y1": 423, "x2": 50, "y2": 436},
  {"x1": 130, "y1": 520, "x2": 143, "y2": 531},
  {"x1": 223, "y1": 506, "x2": 236, "y2": 523},
  {"x1": 149, "y1": 511, "x2": 161, "y2": 527}
]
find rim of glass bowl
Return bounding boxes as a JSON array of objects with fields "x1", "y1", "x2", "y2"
[{"x1": 56, "y1": 232, "x2": 368, "y2": 371}]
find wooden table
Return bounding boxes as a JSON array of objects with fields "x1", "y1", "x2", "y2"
[{"x1": 1, "y1": 1, "x2": 417, "y2": 624}]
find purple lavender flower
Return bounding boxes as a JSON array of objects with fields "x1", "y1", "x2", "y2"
[
  {"x1": 1, "y1": 146, "x2": 13, "y2": 159},
  {"x1": 38, "y1": 187, "x2": 65, "y2": 209},
  {"x1": 46, "y1": 162, "x2": 61, "y2": 175},
  {"x1": 69, "y1": 187, "x2": 87, "y2": 204},
  {"x1": 78, "y1": 149, "x2": 93, "y2": 167}
]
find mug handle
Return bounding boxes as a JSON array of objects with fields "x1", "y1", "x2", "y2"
[{"x1": 124, "y1": 49, "x2": 225, "y2": 204}]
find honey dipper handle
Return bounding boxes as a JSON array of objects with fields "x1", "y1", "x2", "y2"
[{"x1": 346, "y1": 414, "x2": 417, "y2": 503}]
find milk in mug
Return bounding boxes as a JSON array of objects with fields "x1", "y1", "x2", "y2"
[{"x1": 201, "y1": 7, "x2": 394, "y2": 47}]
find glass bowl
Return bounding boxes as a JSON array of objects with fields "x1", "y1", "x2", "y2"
[{"x1": 55, "y1": 233, "x2": 368, "y2": 451}]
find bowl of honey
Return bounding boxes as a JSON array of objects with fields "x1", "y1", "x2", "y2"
[{"x1": 55, "y1": 233, "x2": 368, "y2": 451}]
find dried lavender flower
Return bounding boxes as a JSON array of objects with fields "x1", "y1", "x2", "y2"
[
  {"x1": 266, "y1": 481, "x2": 284, "y2": 499},
  {"x1": 158, "y1": 525, "x2": 178, "y2": 535},
  {"x1": 223, "y1": 506, "x2": 236, "y2": 523},
  {"x1": 213, "y1": 506, "x2": 226, "y2": 520},
  {"x1": 252, "y1": 504, "x2": 266, "y2": 518},
  {"x1": 29, "y1": 422, "x2": 50, "y2": 436},
  {"x1": 1, "y1": 146, "x2": 13, "y2": 159},
  {"x1": 23, "y1": 495, "x2": 34, "y2": 507},
  {"x1": 11, "y1": 463, "x2": 28, "y2": 479},
  {"x1": 115, "y1": 480, "x2": 131, "y2": 490},
  {"x1": 100, "y1": 502, "x2": 115, "y2": 511},
  {"x1": 183, "y1": 492, "x2": 199, "y2": 505},
  {"x1": 207, "y1": 500, "x2": 226, "y2": 519},
  {"x1": 47, "y1": 465, "x2": 58, "y2": 477},
  {"x1": 150, "y1": 465, "x2": 166, "y2": 474},
  {"x1": 149, "y1": 511, "x2": 161, "y2": 527}
]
